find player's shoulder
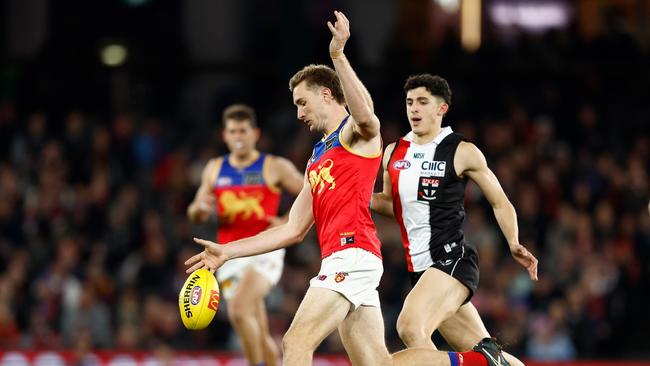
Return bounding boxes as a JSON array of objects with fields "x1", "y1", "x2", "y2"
[
  {"x1": 265, "y1": 154, "x2": 296, "y2": 169},
  {"x1": 455, "y1": 141, "x2": 487, "y2": 169},
  {"x1": 205, "y1": 156, "x2": 224, "y2": 169},
  {"x1": 381, "y1": 141, "x2": 398, "y2": 166},
  {"x1": 456, "y1": 141, "x2": 481, "y2": 156},
  {"x1": 200, "y1": 157, "x2": 225, "y2": 183}
]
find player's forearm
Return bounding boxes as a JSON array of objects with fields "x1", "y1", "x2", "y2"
[
  {"x1": 371, "y1": 193, "x2": 395, "y2": 217},
  {"x1": 492, "y1": 200, "x2": 520, "y2": 247},
  {"x1": 331, "y1": 56, "x2": 374, "y2": 122},
  {"x1": 223, "y1": 223, "x2": 304, "y2": 259}
]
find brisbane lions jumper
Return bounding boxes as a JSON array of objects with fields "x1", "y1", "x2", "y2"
[
  {"x1": 387, "y1": 126, "x2": 479, "y2": 297},
  {"x1": 212, "y1": 153, "x2": 281, "y2": 244},
  {"x1": 307, "y1": 116, "x2": 382, "y2": 260}
]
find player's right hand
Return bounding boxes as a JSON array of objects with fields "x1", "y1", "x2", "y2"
[
  {"x1": 185, "y1": 237, "x2": 228, "y2": 274},
  {"x1": 189, "y1": 194, "x2": 216, "y2": 223}
]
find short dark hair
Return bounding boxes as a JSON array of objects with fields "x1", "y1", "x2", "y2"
[
  {"x1": 289, "y1": 64, "x2": 345, "y2": 104},
  {"x1": 404, "y1": 74, "x2": 452, "y2": 106},
  {"x1": 222, "y1": 104, "x2": 257, "y2": 127}
]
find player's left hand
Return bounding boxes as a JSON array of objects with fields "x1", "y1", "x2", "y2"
[
  {"x1": 327, "y1": 10, "x2": 350, "y2": 54},
  {"x1": 510, "y1": 243, "x2": 538, "y2": 281},
  {"x1": 185, "y1": 238, "x2": 229, "y2": 274}
]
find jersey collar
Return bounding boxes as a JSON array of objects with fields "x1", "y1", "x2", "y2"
[{"x1": 405, "y1": 126, "x2": 453, "y2": 145}]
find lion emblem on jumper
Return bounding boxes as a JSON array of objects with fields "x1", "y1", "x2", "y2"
[
  {"x1": 219, "y1": 191, "x2": 265, "y2": 223},
  {"x1": 309, "y1": 159, "x2": 336, "y2": 194}
]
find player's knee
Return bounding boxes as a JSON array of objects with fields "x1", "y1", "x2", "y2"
[
  {"x1": 282, "y1": 329, "x2": 301, "y2": 350},
  {"x1": 227, "y1": 299, "x2": 254, "y2": 325},
  {"x1": 282, "y1": 327, "x2": 315, "y2": 354},
  {"x1": 264, "y1": 335, "x2": 280, "y2": 356},
  {"x1": 281, "y1": 331, "x2": 296, "y2": 354},
  {"x1": 396, "y1": 317, "x2": 428, "y2": 346}
]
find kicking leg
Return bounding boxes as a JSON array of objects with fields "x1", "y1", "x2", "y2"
[{"x1": 338, "y1": 304, "x2": 461, "y2": 366}]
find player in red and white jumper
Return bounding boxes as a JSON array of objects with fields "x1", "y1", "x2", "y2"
[{"x1": 372, "y1": 74, "x2": 539, "y2": 366}]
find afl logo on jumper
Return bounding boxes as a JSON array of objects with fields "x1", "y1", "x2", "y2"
[
  {"x1": 217, "y1": 177, "x2": 232, "y2": 187},
  {"x1": 418, "y1": 177, "x2": 440, "y2": 201},
  {"x1": 393, "y1": 160, "x2": 411, "y2": 170}
]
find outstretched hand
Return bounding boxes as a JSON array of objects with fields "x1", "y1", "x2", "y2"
[
  {"x1": 327, "y1": 10, "x2": 350, "y2": 54},
  {"x1": 510, "y1": 243, "x2": 539, "y2": 281},
  {"x1": 185, "y1": 238, "x2": 228, "y2": 274}
]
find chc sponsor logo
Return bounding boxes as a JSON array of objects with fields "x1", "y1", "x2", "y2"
[{"x1": 421, "y1": 160, "x2": 446, "y2": 177}]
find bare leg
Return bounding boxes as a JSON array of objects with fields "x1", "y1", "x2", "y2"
[
  {"x1": 338, "y1": 305, "x2": 391, "y2": 366},
  {"x1": 227, "y1": 269, "x2": 272, "y2": 365},
  {"x1": 338, "y1": 304, "x2": 451, "y2": 366},
  {"x1": 397, "y1": 268, "x2": 523, "y2": 365},
  {"x1": 397, "y1": 268, "x2": 468, "y2": 347},
  {"x1": 282, "y1": 287, "x2": 352, "y2": 366},
  {"x1": 256, "y1": 299, "x2": 279, "y2": 366}
]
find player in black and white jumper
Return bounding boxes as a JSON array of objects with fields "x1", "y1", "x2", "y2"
[{"x1": 372, "y1": 74, "x2": 539, "y2": 366}]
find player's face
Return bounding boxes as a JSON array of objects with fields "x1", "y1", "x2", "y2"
[
  {"x1": 223, "y1": 119, "x2": 259, "y2": 156},
  {"x1": 406, "y1": 87, "x2": 446, "y2": 135},
  {"x1": 293, "y1": 81, "x2": 327, "y2": 133}
]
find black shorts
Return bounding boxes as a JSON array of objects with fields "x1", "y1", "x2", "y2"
[{"x1": 410, "y1": 241, "x2": 479, "y2": 303}]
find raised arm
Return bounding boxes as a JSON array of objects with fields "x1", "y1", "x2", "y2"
[
  {"x1": 187, "y1": 158, "x2": 220, "y2": 223},
  {"x1": 185, "y1": 174, "x2": 314, "y2": 273},
  {"x1": 455, "y1": 142, "x2": 539, "y2": 281},
  {"x1": 371, "y1": 143, "x2": 396, "y2": 217},
  {"x1": 328, "y1": 10, "x2": 380, "y2": 140}
]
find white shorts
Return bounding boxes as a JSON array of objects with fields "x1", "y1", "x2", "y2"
[
  {"x1": 309, "y1": 247, "x2": 383, "y2": 309},
  {"x1": 216, "y1": 248, "x2": 285, "y2": 300}
]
